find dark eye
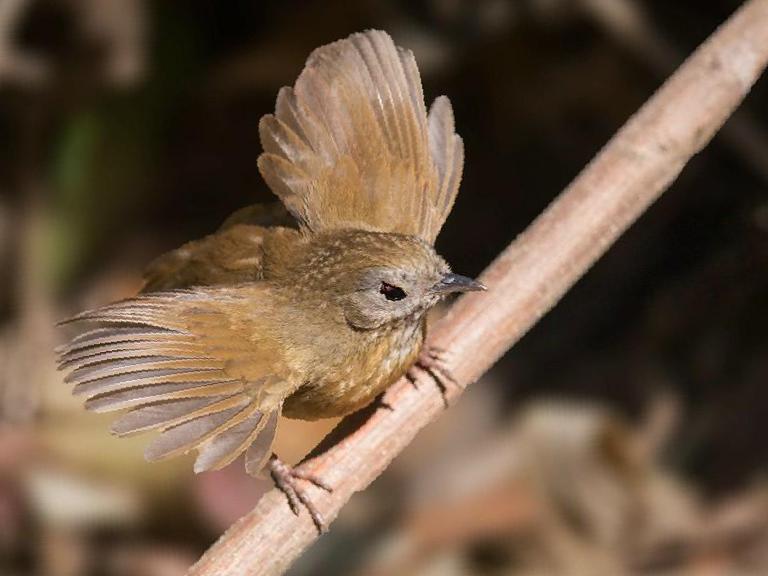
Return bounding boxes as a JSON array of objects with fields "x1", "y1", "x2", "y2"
[{"x1": 379, "y1": 281, "x2": 407, "y2": 301}]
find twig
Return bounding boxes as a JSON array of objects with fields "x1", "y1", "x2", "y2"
[
  {"x1": 578, "y1": 0, "x2": 768, "y2": 185},
  {"x1": 188, "y1": 1, "x2": 768, "y2": 574}
]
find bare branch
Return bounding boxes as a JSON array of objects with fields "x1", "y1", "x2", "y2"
[{"x1": 188, "y1": 1, "x2": 768, "y2": 574}]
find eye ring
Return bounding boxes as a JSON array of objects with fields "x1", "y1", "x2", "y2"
[{"x1": 379, "y1": 282, "x2": 407, "y2": 301}]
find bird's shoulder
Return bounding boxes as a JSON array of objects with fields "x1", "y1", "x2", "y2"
[{"x1": 141, "y1": 222, "x2": 303, "y2": 292}]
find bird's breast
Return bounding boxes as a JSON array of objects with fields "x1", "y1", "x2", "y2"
[{"x1": 282, "y1": 320, "x2": 425, "y2": 419}]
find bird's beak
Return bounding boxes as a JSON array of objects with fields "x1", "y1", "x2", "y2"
[{"x1": 431, "y1": 273, "x2": 487, "y2": 294}]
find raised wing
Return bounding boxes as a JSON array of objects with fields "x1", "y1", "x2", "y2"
[
  {"x1": 258, "y1": 30, "x2": 464, "y2": 245},
  {"x1": 56, "y1": 288, "x2": 297, "y2": 476}
]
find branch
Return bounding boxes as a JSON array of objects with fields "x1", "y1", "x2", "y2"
[
  {"x1": 189, "y1": 1, "x2": 768, "y2": 574},
  {"x1": 577, "y1": 0, "x2": 768, "y2": 185}
]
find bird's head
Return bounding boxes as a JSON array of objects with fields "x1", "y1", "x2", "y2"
[{"x1": 300, "y1": 230, "x2": 485, "y2": 330}]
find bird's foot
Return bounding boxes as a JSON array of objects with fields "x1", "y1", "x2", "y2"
[
  {"x1": 372, "y1": 391, "x2": 395, "y2": 412},
  {"x1": 269, "y1": 455, "x2": 333, "y2": 534},
  {"x1": 406, "y1": 346, "x2": 463, "y2": 407}
]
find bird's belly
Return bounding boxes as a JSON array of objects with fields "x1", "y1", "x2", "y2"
[{"x1": 282, "y1": 326, "x2": 423, "y2": 419}]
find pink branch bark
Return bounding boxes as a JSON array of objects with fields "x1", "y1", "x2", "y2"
[{"x1": 189, "y1": 1, "x2": 768, "y2": 574}]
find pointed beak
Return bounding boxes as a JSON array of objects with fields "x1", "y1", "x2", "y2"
[{"x1": 431, "y1": 273, "x2": 487, "y2": 294}]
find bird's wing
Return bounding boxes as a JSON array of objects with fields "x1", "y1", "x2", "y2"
[
  {"x1": 258, "y1": 29, "x2": 463, "y2": 245},
  {"x1": 217, "y1": 201, "x2": 298, "y2": 230},
  {"x1": 141, "y1": 225, "x2": 270, "y2": 292},
  {"x1": 141, "y1": 224, "x2": 301, "y2": 293},
  {"x1": 57, "y1": 288, "x2": 298, "y2": 476}
]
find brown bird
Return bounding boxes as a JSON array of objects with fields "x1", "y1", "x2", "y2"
[{"x1": 56, "y1": 30, "x2": 484, "y2": 531}]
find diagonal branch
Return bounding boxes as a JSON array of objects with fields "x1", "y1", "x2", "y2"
[{"x1": 189, "y1": 1, "x2": 768, "y2": 574}]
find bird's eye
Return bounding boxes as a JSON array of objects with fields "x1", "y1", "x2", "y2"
[{"x1": 379, "y1": 282, "x2": 407, "y2": 301}]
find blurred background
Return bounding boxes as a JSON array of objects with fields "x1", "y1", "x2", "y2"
[{"x1": 2, "y1": 0, "x2": 768, "y2": 574}]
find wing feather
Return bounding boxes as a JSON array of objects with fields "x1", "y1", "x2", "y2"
[
  {"x1": 57, "y1": 327, "x2": 190, "y2": 355},
  {"x1": 194, "y1": 409, "x2": 271, "y2": 472},
  {"x1": 59, "y1": 343, "x2": 207, "y2": 369},
  {"x1": 57, "y1": 287, "x2": 297, "y2": 476},
  {"x1": 257, "y1": 29, "x2": 463, "y2": 244},
  {"x1": 84, "y1": 381, "x2": 243, "y2": 413},
  {"x1": 145, "y1": 403, "x2": 261, "y2": 462},
  {"x1": 73, "y1": 371, "x2": 229, "y2": 400},
  {"x1": 245, "y1": 411, "x2": 280, "y2": 476},
  {"x1": 111, "y1": 395, "x2": 250, "y2": 436}
]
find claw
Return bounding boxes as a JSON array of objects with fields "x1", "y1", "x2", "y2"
[
  {"x1": 407, "y1": 346, "x2": 463, "y2": 407},
  {"x1": 404, "y1": 369, "x2": 421, "y2": 390},
  {"x1": 373, "y1": 392, "x2": 395, "y2": 412},
  {"x1": 269, "y1": 455, "x2": 333, "y2": 533}
]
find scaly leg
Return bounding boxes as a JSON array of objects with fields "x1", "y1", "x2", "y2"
[
  {"x1": 405, "y1": 346, "x2": 463, "y2": 406},
  {"x1": 269, "y1": 455, "x2": 333, "y2": 533}
]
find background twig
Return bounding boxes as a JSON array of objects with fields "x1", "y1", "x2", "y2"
[{"x1": 189, "y1": 1, "x2": 768, "y2": 574}]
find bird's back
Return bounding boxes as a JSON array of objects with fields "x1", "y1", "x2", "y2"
[{"x1": 141, "y1": 204, "x2": 301, "y2": 292}]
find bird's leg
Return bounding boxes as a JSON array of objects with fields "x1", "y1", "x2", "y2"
[
  {"x1": 269, "y1": 455, "x2": 333, "y2": 534},
  {"x1": 406, "y1": 346, "x2": 463, "y2": 407}
]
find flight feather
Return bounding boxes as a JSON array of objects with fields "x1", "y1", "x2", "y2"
[
  {"x1": 257, "y1": 30, "x2": 464, "y2": 244},
  {"x1": 57, "y1": 288, "x2": 296, "y2": 475}
]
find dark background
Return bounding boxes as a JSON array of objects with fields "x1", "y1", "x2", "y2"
[{"x1": 1, "y1": 1, "x2": 767, "y2": 574}]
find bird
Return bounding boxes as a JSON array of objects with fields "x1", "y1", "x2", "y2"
[{"x1": 56, "y1": 29, "x2": 484, "y2": 531}]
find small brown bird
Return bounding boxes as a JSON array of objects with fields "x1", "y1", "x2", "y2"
[{"x1": 57, "y1": 30, "x2": 484, "y2": 530}]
